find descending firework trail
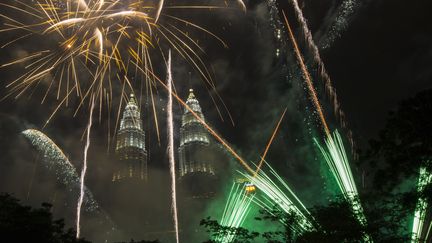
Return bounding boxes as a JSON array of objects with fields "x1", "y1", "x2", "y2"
[
  {"x1": 411, "y1": 163, "x2": 432, "y2": 243},
  {"x1": 319, "y1": 0, "x2": 360, "y2": 50},
  {"x1": 22, "y1": 129, "x2": 98, "y2": 212},
  {"x1": 77, "y1": 96, "x2": 95, "y2": 239},
  {"x1": 240, "y1": 163, "x2": 314, "y2": 233},
  {"x1": 217, "y1": 182, "x2": 254, "y2": 243},
  {"x1": 283, "y1": 12, "x2": 330, "y2": 137},
  {"x1": 166, "y1": 51, "x2": 179, "y2": 243},
  {"x1": 285, "y1": 1, "x2": 355, "y2": 149}
]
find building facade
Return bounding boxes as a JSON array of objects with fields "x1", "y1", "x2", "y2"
[
  {"x1": 113, "y1": 93, "x2": 148, "y2": 182},
  {"x1": 178, "y1": 89, "x2": 215, "y2": 177}
]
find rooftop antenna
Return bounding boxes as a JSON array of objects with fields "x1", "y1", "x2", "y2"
[{"x1": 188, "y1": 71, "x2": 192, "y2": 89}]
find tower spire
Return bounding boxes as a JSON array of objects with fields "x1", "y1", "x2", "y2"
[
  {"x1": 128, "y1": 93, "x2": 137, "y2": 106},
  {"x1": 188, "y1": 88, "x2": 195, "y2": 99}
]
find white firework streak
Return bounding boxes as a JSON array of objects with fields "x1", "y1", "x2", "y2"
[
  {"x1": 238, "y1": 0, "x2": 247, "y2": 12},
  {"x1": 155, "y1": 0, "x2": 164, "y2": 23},
  {"x1": 77, "y1": 96, "x2": 95, "y2": 238},
  {"x1": 21, "y1": 129, "x2": 98, "y2": 212},
  {"x1": 320, "y1": 0, "x2": 360, "y2": 50},
  {"x1": 167, "y1": 50, "x2": 180, "y2": 243},
  {"x1": 288, "y1": 0, "x2": 356, "y2": 153},
  {"x1": 411, "y1": 163, "x2": 432, "y2": 243}
]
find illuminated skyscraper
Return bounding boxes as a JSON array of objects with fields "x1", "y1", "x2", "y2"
[
  {"x1": 113, "y1": 93, "x2": 148, "y2": 182},
  {"x1": 178, "y1": 89, "x2": 215, "y2": 178}
]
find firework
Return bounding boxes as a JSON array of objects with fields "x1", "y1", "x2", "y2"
[
  {"x1": 77, "y1": 96, "x2": 95, "y2": 238},
  {"x1": 282, "y1": 12, "x2": 330, "y2": 137},
  {"x1": 237, "y1": 0, "x2": 247, "y2": 13},
  {"x1": 411, "y1": 163, "x2": 432, "y2": 243},
  {"x1": 314, "y1": 130, "x2": 370, "y2": 241},
  {"x1": 240, "y1": 163, "x2": 314, "y2": 233},
  {"x1": 216, "y1": 182, "x2": 255, "y2": 243},
  {"x1": 283, "y1": 10, "x2": 368, "y2": 237},
  {"x1": 22, "y1": 129, "x2": 99, "y2": 212},
  {"x1": 255, "y1": 108, "x2": 287, "y2": 175},
  {"x1": 166, "y1": 50, "x2": 179, "y2": 243},
  {"x1": 284, "y1": 2, "x2": 355, "y2": 151},
  {"x1": 0, "y1": 0, "x2": 233, "y2": 136},
  {"x1": 320, "y1": 0, "x2": 360, "y2": 50}
]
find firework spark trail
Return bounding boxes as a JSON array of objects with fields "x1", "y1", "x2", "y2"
[
  {"x1": 237, "y1": 0, "x2": 247, "y2": 12},
  {"x1": 217, "y1": 182, "x2": 254, "y2": 243},
  {"x1": 155, "y1": 0, "x2": 164, "y2": 23},
  {"x1": 286, "y1": 1, "x2": 355, "y2": 148},
  {"x1": 240, "y1": 163, "x2": 314, "y2": 233},
  {"x1": 319, "y1": 0, "x2": 360, "y2": 50},
  {"x1": 283, "y1": 12, "x2": 330, "y2": 137},
  {"x1": 77, "y1": 96, "x2": 95, "y2": 239},
  {"x1": 22, "y1": 129, "x2": 99, "y2": 212},
  {"x1": 255, "y1": 108, "x2": 287, "y2": 175},
  {"x1": 166, "y1": 50, "x2": 180, "y2": 243},
  {"x1": 411, "y1": 162, "x2": 432, "y2": 243}
]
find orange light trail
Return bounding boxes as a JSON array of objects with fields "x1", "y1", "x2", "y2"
[
  {"x1": 254, "y1": 107, "x2": 287, "y2": 175},
  {"x1": 282, "y1": 11, "x2": 331, "y2": 137}
]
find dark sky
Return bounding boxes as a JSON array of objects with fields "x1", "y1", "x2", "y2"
[
  {"x1": 320, "y1": 0, "x2": 432, "y2": 144},
  {"x1": 0, "y1": 0, "x2": 431, "y2": 241}
]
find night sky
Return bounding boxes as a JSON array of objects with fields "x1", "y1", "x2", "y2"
[{"x1": 0, "y1": 0, "x2": 431, "y2": 242}]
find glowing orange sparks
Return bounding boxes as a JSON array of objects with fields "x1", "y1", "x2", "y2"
[
  {"x1": 254, "y1": 107, "x2": 287, "y2": 175},
  {"x1": 283, "y1": 11, "x2": 331, "y2": 137}
]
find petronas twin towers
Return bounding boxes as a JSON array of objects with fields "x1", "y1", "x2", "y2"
[
  {"x1": 113, "y1": 89, "x2": 218, "y2": 190},
  {"x1": 178, "y1": 89, "x2": 215, "y2": 177},
  {"x1": 113, "y1": 94, "x2": 148, "y2": 182}
]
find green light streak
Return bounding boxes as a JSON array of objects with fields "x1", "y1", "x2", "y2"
[
  {"x1": 216, "y1": 182, "x2": 254, "y2": 243},
  {"x1": 314, "y1": 130, "x2": 370, "y2": 241},
  {"x1": 411, "y1": 164, "x2": 432, "y2": 243},
  {"x1": 240, "y1": 164, "x2": 314, "y2": 233}
]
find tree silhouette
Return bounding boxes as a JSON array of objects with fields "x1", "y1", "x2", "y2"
[
  {"x1": 0, "y1": 193, "x2": 90, "y2": 243},
  {"x1": 364, "y1": 88, "x2": 432, "y2": 191}
]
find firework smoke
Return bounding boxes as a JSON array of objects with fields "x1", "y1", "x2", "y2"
[
  {"x1": 77, "y1": 96, "x2": 95, "y2": 238},
  {"x1": 166, "y1": 50, "x2": 180, "y2": 243}
]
